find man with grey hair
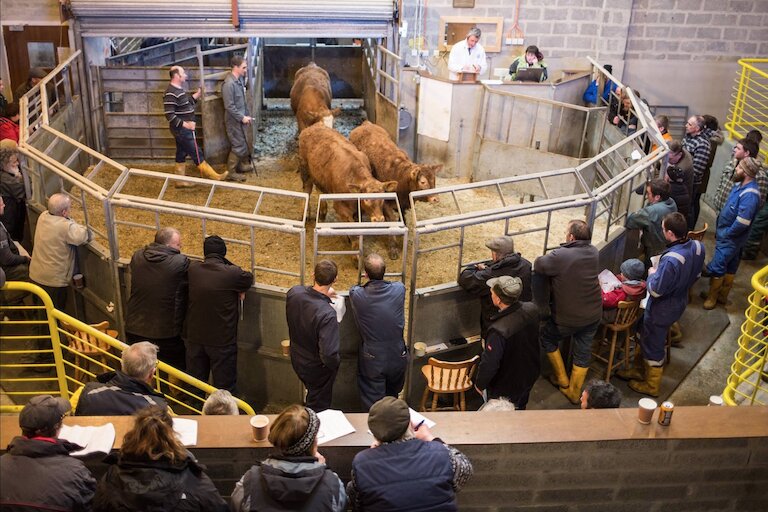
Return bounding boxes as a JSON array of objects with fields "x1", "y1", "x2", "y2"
[
  {"x1": 202, "y1": 389, "x2": 239, "y2": 415},
  {"x1": 125, "y1": 227, "x2": 189, "y2": 372},
  {"x1": 458, "y1": 235, "x2": 532, "y2": 339},
  {"x1": 347, "y1": 397, "x2": 473, "y2": 511},
  {"x1": 447, "y1": 27, "x2": 487, "y2": 81},
  {"x1": 682, "y1": 114, "x2": 711, "y2": 230},
  {"x1": 74, "y1": 341, "x2": 169, "y2": 415},
  {"x1": 29, "y1": 193, "x2": 90, "y2": 310},
  {"x1": 474, "y1": 276, "x2": 540, "y2": 410},
  {"x1": 349, "y1": 253, "x2": 407, "y2": 409}
]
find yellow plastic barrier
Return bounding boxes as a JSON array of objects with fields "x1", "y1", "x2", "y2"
[
  {"x1": 0, "y1": 281, "x2": 254, "y2": 415},
  {"x1": 722, "y1": 266, "x2": 768, "y2": 405},
  {"x1": 724, "y1": 58, "x2": 768, "y2": 164}
]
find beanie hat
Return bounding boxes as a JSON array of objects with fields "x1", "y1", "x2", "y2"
[
  {"x1": 741, "y1": 157, "x2": 760, "y2": 179},
  {"x1": 620, "y1": 259, "x2": 645, "y2": 281},
  {"x1": 203, "y1": 235, "x2": 227, "y2": 257}
]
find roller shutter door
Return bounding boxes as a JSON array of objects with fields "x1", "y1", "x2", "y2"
[{"x1": 70, "y1": 0, "x2": 394, "y2": 38}]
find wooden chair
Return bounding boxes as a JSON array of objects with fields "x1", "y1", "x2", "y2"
[
  {"x1": 60, "y1": 320, "x2": 118, "y2": 384},
  {"x1": 593, "y1": 300, "x2": 641, "y2": 381},
  {"x1": 420, "y1": 356, "x2": 479, "y2": 412}
]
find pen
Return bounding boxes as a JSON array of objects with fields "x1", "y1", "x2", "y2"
[{"x1": 414, "y1": 419, "x2": 425, "y2": 431}]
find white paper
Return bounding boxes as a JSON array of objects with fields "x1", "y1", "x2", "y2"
[
  {"x1": 59, "y1": 423, "x2": 116, "y2": 457},
  {"x1": 330, "y1": 295, "x2": 346, "y2": 323},
  {"x1": 480, "y1": 79, "x2": 503, "y2": 85},
  {"x1": 598, "y1": 269, "x2": 622, "y2": 293},
  {"x1": 418, "y1": 77, "x2": 452, "y2": 142},
  {"x1": 425, "y1": 342, "x2": 448, "y2": 354},
  {"x1": 408, "y1": 408, "x2": 436, "y2": 429},
  {"x1": 316, "y1": 409, "x2": 356, "y2": 445},
  {"x1": 172, "y1": 418, "x2": 198, "y2": 446}
]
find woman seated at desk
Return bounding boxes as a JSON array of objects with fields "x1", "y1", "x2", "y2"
[{"x1": 508, "y1": 45, "x2": 548, "y2": 82}]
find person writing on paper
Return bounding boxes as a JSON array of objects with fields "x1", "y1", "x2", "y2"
[
  {"x1": 348, "y1": 397, "x2": 473, "y2": 511},
  {"x1": 93, "y1": 406, "x2": 228, "y2": 511},
  {"x1": 508, "y1": 45, "x2": 548, "y2": 82},
  {"x1": 473, "y1": 276, "x2": 540, "y2": 410},
  {"x1": 231, "y1": 405, "x2": 347, "y2": 511},
  {"x1": 0, "y1": 394, "x2": 96, "y2": 511},
  {"x1": 447, "y1": 27, "x2": 487, "y2": 81},
  {"x1": 600, "y1": 258, "x2": 646, "y2": 324}
]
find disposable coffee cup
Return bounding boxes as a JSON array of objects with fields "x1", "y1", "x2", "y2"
[
  {"x1": 413, "y1": 342, "x2": 427, "y2": 357},
  {"x1": 73, "y1": 273, "x2": 84, "y2": 289},
  {"x1": 708, "y1": 395, "x2": 724, "y2": 406},
  {"x1": 250, "y1": 415, "x2": 270, "y2": 442},
  {"x1": 637, "y1": 398, "x2": 657, "y2": 424},
  {"x1": 280, "y1": 339, "x2": 290, "y2": 357}
]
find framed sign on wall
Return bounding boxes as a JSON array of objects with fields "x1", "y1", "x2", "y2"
[{"x1": 453, "y1": 0, "x2": 475, "y2": 7}]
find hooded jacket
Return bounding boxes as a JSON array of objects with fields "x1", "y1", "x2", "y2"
[
  {"x1": 0, "y1": 436, "x2": 96, "y2": 511},
  {"x1": 125, "y1": 242, "x2": 189, "y2": 339},
  {"x1": 93, "y1": 452, "x2": 227, "y2": 512},
  {"x1": 230, "y1": 456, "x2": 346, "y2": 512}
]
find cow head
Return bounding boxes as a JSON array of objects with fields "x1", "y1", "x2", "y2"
[
  {"x1": 410, "y1": 164, "x2": 443, "y2": 203},
  {"x1": 349, "y1": 180, "x2": 399, "y2": 222},
  {"x1": 308, "y1": 108, "x2": 342, "y2": 129}
]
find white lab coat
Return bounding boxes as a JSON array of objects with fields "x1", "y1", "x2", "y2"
[{"x1": 447, "y1": 39, "x2": 488, "y2": 81}]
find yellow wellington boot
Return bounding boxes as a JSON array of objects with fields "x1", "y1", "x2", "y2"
[
  {"x1": 717, "y1": 274, "x2": 735, "y2": 305},
  {"x1": 173, "y1": 162, "x2": 194, "y2": 188},
  {"x1": 703, "y1": 277, "x2": 724, "y2": 310},
  {"x1": 546, "y1": 349, "x2": 569, "y2": 388},
  {"x1": 197, "y1": 160, "x2": 228, "y2": 181},
  {"x1": 617, "y1": 346, "x2": 644, "y2": 381},
  {"x1": 561, "y1": 365, "x2": 588, "y2": 404},
  {"x1": 628, "y1": 362, "x2": 663, "y2": 397}
]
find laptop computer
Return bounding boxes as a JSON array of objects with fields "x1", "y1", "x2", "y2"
[{"x1": 513, "y1": 67, "x2": 544, "y2": 82}]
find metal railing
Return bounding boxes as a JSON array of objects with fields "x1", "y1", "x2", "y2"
[
  {"x1": 725, "y1": 58, "x2": 768, "y2": 163},
  {"x1": 0, "y1": 281, "x2": 255, "y2": 415},
  {"x1": 723, "y1": 266, "x2": 768, "y2": 406}
]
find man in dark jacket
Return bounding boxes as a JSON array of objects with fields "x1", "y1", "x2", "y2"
[
  {"x1": 184, "y1": 235, "x2": 254, "y2": 392},
  {"x1": 75, "y1": 341, "x2": 169, "y2": 415},
  {"x1": 348, "y1": 397, "x2": 473, "y2": 512},
  {"x1": 286, "y1": 260, "x2": 341, "y2": 412},
  {"x1": 534, "y1": 219, "x2": 602, "y2": 404},
  {"x1": 474, "y1": 276, "x2": 540, "y2": 410},
  {"x1": 0, "y1": 196, "x2": 30, "y2": 304},
  {"x1": 349, "y1": 253, "x2": 408, "y2": 409},
  {"x1": 125, "y1": 227, "x2": 189, "y2": 371},
  {"x1": 457, "y1": 235, "x2": 532, "y2": 339},
  {"x1": 1, "y1": 394, "x2": 96, "y2": 510},
  {"x1": 626, "y1": 179, "x2": 677, "y2": 265}
]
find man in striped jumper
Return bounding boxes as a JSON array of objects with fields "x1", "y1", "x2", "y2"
[
  {"x1": 682, "y1": 115, "x2": 711, "y2": 230},
  {"x1": 164, "y1": 66, "x2": 227, "y2": 185}
]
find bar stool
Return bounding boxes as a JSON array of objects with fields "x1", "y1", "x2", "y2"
[
  {"x1": 420, "y1": 356, "x2": 479, "y2": 412},
  {"x1": 593, "y1": 300, "x2": 641, "y2": 381}
]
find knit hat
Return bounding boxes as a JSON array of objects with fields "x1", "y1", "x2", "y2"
[
  {"x1": 740, "y1": 157, "x2": 760, "y2": 179},
  {"x1": 487, "y1": 275, "x2": 523, "y2": 304},
  {"x1": 485, "y1": 236, "x2": 515, "y2": 256},
  {"x1": 19, "y1": 394, "x2": 71, "y2": 432},
  {"x1": 368, "y1": 396, "x2": 410, "y2": 443},
  {"x1": 203, "y1": 235, "x2": 227, "y2": 257},
  {"x1": 620, "y1": 259, "x2": 645, "y2": 281},
  {"x1": 283, "y1": 407, "x2": 320, "y2": 456}
]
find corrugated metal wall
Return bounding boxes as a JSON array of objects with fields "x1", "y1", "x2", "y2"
[{"x1": 69, "y1": 0, "x2": 394, "y2": 37}]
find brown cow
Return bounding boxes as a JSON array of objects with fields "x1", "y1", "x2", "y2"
[
  {"x1": 299, "y1": 123, "x2": 398, "y2": 238},
  {"x1": 349, "y1": 121, "x2": 442, "y2": 212},
  {"x1": 290, "y1": 62, "x2": 341, "y2": 133}
]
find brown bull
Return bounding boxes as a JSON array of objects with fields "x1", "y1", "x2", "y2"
[
  {"x1": 349, "y1": 121, "x2": 442, "y2": 212},
  {"x1": 290, "y1": 62, "x2": 341, "y2": 133},
  {"x1": 299, "y1": 123, "x2": 398, "y2": 233}
]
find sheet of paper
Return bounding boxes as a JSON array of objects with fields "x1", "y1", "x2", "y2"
[
  {"x1": 59, "y1": 423, "x2": 116, "y2": 457},
  {"x1": 316, "y1": 409, "x2": 356, "y2": 445},
  {"x1": 172, "y1": 417, "x2": 198, "y2": 446},
  {"x1": 598, "y1": 269, "x2": 622, "y2": 293},
  {"x1": 408, "y1": 408, "x2": 436, "y2": 429}
]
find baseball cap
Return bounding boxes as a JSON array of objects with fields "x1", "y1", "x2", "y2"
[
  {"x1": 19, "y1": 394, "x2": 71, "y2": 432},
  {"x1": 486, "y1": 275, "x2": 523, "y2": 304}
]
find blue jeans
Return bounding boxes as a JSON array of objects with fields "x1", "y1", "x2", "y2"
[{"x1": 540, "y1": 319, "x2": 600, "y2": 368}]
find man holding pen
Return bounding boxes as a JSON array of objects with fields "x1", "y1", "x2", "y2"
[
  {"x1": 347, "y1": 397, "x2": 474, "y2": 511},
  {"x1": 447, "y1": 27, "x2": 487, "y2": 81}
]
